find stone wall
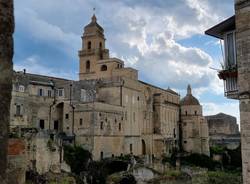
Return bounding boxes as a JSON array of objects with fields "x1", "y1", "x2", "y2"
[
  {"x1": 205, "y1": 113, "x2": 239, "y2": 135},
  {"x1": 7, "y1": 139, "x2": 26, "y2": 184},
  {"x1": 235, "y1": 0, "x2": 250, "y2": 183}
]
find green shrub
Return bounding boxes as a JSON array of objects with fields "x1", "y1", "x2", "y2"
[
  {"x1": 207, "y1": 171, "x2": 242, "y2": 184},
  {"x1": 210, "y1": 145, "x2": 225, "y2": 155},
  {"x1": 181, "y1": 153, "x2": 220, "y2": 170},
  {"x1": 63, "y1": 145, "x2": 92, "y2": 174}
]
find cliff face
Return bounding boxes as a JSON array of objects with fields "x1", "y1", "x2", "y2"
[{"x1": 205, "y1": 113, "x2": 239, "y2": 135}]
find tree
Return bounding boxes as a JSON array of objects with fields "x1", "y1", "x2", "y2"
[{"x1": 0, "y1": 0, "x2": 14, "y2": 183}]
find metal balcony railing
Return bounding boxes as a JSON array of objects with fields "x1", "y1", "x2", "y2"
[{"x1": 218, "y1": 68, "x2": 238, "y2": 99}]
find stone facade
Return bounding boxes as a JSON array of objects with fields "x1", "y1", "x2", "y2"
[
  {"x1": 205, "y1": 113, "x2": 240, "y2": 149},
  {"x1": 205, "y1": 1, "x2": 250, "y2": 183},
  {"x1": 10, "y1": 15, "x2": 211, "y2": 171},
  {"x1": 180, "y1": 85, "x2": 210, "y2": 156},
  {"x1": 235, "y1": 0, "x2": 250, "y2": 183}
]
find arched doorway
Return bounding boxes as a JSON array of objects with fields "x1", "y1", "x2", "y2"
[{"x1": 142, "y1": 139, "x2": 146, "y2": 155}]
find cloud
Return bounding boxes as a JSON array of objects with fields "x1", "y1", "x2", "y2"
[
  {"x1": 202, "y1": 101, "x2": 240, "y2": 124},
  {"x1": 15, "y1": 7, "x2": 80, "y2": 58},
  {"x1": 14, "y1": 55, "x2": 76, "y2": 80}
]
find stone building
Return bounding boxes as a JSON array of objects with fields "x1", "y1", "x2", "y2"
[
  {"x1": 10, "y1": 14, "x2": 210, "y2": 173},
  {"x1": 205, "y1": 113, "x2": 240, "y2": 149},
  {"x1": 180, "y1": 85, "x2": 210, "y2": 156},
  {"x1": 205, "y1": 0, "x2": 250, "y2": 183}
]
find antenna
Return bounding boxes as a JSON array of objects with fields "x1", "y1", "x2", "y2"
[{"x1": 209, "y1": 67, "x2": 220, "y2": 71}]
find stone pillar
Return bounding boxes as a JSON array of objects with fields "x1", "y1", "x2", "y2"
[
  {"x1": 235, "y1": 0, "x2": 250, "y2": 183},
  {"x1": 0, "y1": 0, "x2": 14, "y2": 183}
]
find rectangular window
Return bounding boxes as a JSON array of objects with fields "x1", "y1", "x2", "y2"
[
  {"x1": 38, "y1": 88, "x2": 43, "y2": 96},
  {"x1": 58, "y1": 89, "x2": 64, "y2": 97},
  {"x1": 224, "y1": 31, "x2": 236, "y2": 68},
  {"x1": 19, "y1": 85, "x2": 25, "y2": 92},
  {"x1": 81, "y1": 89, "x2": 87, "y2": 101},
  {"x1": 54, "y1": 120, "x2": 59, "y2": 130},
  {"x1": 65, "y1": 114, "x2": 69, "y2": 119},
  {"x1": 16, "y1": 105, "x2": 21, "y2": 116},
  {"x1": 39, "y1": 119, "x2": 45, "y2": 129},
  {"x1": 80, "y1": 118, "x2": 83, "y2": 126},
  {"x1": 48, "y1": 90, "x2": 52, "y2": 97},
  {"x1": 130, "y1": 144, "x2": 133, "y2": 153}
]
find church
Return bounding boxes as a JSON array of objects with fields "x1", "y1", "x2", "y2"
[{"x1": 10, "y1": 14, "x2": 209, "y2": 171}]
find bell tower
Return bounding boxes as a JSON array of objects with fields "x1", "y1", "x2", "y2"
[{"x1": 79, "y1": 14, "x2": 110, "y2": 80}]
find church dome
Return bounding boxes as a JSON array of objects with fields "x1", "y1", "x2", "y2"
[
  {"x1": 84, "y1": 14, "x2": 104, "y2": 32},
  {"x1": 180, "y1": 85, "x2": 200, "y2": 106}
]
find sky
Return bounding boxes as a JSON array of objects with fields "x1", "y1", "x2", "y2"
[{"x1": 13, "y1": 0, "x2": 239, "y2": 124}]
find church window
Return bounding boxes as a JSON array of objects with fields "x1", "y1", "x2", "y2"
[
  {"x1": 80, "y1": 118, "x2": 83, "y2": 126},
  {"x1": 39, "y1": 119, "x2": 45, "y2": 129},
  {"x1": 195, "y1": 110, "x2": 197, "y2": 115},
  {"x1": 100, "y1": 64, "x2": 107, "y2": 71},
  {"x1": 173, "y1": 128, "x2": 176, "y2": 138},
  {"x1": 119, "y1": 123, "x2": 121, "y2": 131},
  {"x1": 185, "y1": 111, "x2": 187, "y2": 116},
  {"x1": 99, "y1": 42, "x2": 102, "y2": 49},
  {"x1": 86, "y1": 60, "x2": 90, "y2": 72},
  {"x1": 137, "y1": 96, "x2": 140, "y2": 101},
  {"x1": 88, "y1": 41, "x2": 91, "y2": 49}
]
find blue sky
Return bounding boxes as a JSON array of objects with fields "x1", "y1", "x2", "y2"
[{"x1": 13, "y1": 0, "x2": 239, "y2": 123}]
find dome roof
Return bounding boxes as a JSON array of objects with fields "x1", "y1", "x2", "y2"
[
  {"x1": 84, "y1": 14, "x2": 104, "y2": 32},
  {"x1": 180, "y1": 85, "x2": 200, "y2": 106}
]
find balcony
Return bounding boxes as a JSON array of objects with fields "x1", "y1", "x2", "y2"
[{"x1": 218, "y1": 67, "x2": 238, "y2": 99}]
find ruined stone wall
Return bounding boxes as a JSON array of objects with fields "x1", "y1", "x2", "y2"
[
  {"x1": 206, "y1": 113, "x2": 239, "y2": 135},
  {"x1": 7, "y1": 139, "x2": 26, "y2": 184}
]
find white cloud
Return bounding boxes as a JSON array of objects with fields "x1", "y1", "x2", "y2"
[
  {"x1": 202, "y1": 101, "x2": 240, "y2": 124},
  {"x1": 15, "y1": 7, "x2": 80, "y2": 58},
  {"x1": 14, "y1": 55, "x2": 76, "y2": 80}
]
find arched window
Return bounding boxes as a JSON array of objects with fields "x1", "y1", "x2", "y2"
[
  {"x1": 100, "y1": 64, "x2": 107, "y2": 71},
  {"x1": 99, "y1": 42, "x2": 102, "y2": 49},
  {"x1": 86, "y1": 60, "x2": 90, "y2": 72},
  {"x1": 195, "y1": 110, "x2": 197, "y2": 115},
  {"x1": 87, "y1": 41, "x2": 91, "y2": 49}
]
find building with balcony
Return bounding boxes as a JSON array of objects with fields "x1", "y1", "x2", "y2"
[{"x1": 205, "y1": 1, "x2": 250, "y2": 183}]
